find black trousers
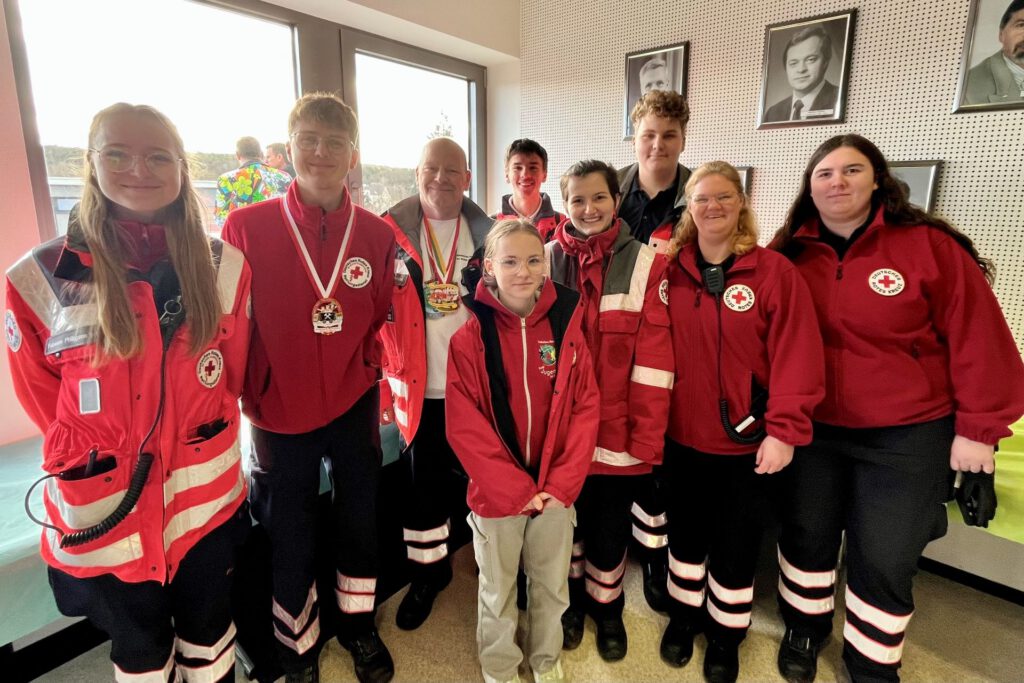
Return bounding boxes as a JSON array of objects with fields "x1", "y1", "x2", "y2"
[
  {"x1": 663, "y1": 441, "x2": 770, "y2": 645},
  {"x1": 49, "y1": 503, "x2": 249, "y2": 682},
  {"x1": 250, "y1": 386, "x2": 382, "y2": 671},
  {"x1": 568, "y1": 474, "x2": 643, "y2": 619},
  {"x1": 401, "y1": 398, "x2": 467, "y2": 586},
  {"x1": 777, "y1": 417, "x2": 952, "y2": 683},
  {"x1": 629, "y1": 467, "x2": 669, "y2": 564}
]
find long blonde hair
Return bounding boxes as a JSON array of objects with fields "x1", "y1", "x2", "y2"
[
  {"x1": 79, "y1": 103, "x2": 220, "y2": 359},
  {"x1": 666, "y1": 161, "x2": 757, "y2": 259}
]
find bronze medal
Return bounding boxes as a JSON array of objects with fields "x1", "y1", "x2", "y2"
[{"x1": 312, "y1": 297, "x2": 343, "y2": 335}]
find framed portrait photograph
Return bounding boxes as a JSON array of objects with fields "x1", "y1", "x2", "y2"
[
  {"x1": 623, "y1": 42, "x2": 689, "y2": 139},
  {"x1": 757, "y1": 10, "x2": 857, "y2": 129},
  {"x1": 954, "y1": 0, "x2": 1024, "y2": 112},
  {"x1": 735, "y1": 166, "x2": 753, "y2": 196},
  {"x1": 890, "y1": 161, "x2": 942, "y2": 214}
]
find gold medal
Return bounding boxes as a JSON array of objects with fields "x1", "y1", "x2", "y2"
[
  {"x1": 424, "y1": 280, "x2": 461, "y2": 318},
  {"x1": 312, "y1": 297, "x2": 343, "y2": 335}
]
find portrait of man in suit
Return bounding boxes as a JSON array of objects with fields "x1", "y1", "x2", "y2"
[
  {"x1": 758, "y1": 11, "x2": 856, "y2": 128},
  {"x1": 959, "y1": 0, "x2": 1024, "y2": 109}
]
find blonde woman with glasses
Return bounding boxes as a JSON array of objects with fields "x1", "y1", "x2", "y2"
[{"x1": 6, "y1": 103, "x2": 252, "y2": 682}]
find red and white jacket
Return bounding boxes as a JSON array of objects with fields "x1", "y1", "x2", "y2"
[
  {"x1": 445, "y1": 278, "x2": 599, "y2": 518},
  {"x1": 5, "y1": 224, "x2": 251, "y2": 583},
  {"x1": 546, "y1": 218, "x2": 674, "y2": 475},
  {"x1": 667, "y1": 244, "x2": 825, "y2": 455},
  {"x1": 221, "y1": 183, "x2": 395, "y2": 434},
  {"x1": 782, "y1": 210, "x2": 1024, "y2": 443},
  {"x1": 493, "y1": 193, "x2": 566, "y2": 243},
  {"x1": 378, "y1": 196, "x2": 493, "y2": 445}
]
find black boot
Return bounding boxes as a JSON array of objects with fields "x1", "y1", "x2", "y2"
[
  {"x1": 703, "y1": 639, "x2": 739, "y2": 683},
  {"x1": 595, "y1": 616, "x2": 627, "y2": 661},
  {"x1": 396, "y1": 566, "x2": 453, "y2": 631},
  {"x1": 561, "y1": 606, "x2": 585, "y2": 650},
  {"x1": 642, "y1": 559, "x2": 670, "y2": 613},
  {"x1": 340, "y1": 629, "x2": 394, "y2": 683},
  {"x1": 777, "y1": 628, "x2": 824, "y2": 683},
  {"x1": 659, "y1": 618, "x2": 696, "y2": 668}
]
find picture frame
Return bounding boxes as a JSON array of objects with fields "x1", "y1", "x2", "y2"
[
  {"x1": 735, "y1": 166, "x2": 753, "y2": 196},
  {"x1": 623, "y1": 42, "x2": 689, "y2": 139},
  {"x1": 889, "y1": 161, "x2": 942, "y2": 214},
  {"x1": 757, "y1": 10, "x2": 857, "y2": 129},
  {"x1": 953, "y1": 0, "x2": 1024, "y2": 112}
]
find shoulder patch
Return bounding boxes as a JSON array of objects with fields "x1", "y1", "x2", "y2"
[
  {"x1": 659, "y1": 279, "x2": 669, "y2": 306},
  {"x1": 5, "y1": 309, "x2": 22, "y2": 352}
]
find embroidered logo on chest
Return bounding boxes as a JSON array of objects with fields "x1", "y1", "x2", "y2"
[
  {"x1": 197, "y1": 349, "x2": 224, "y2": 389},
  {"x1": 868, "y1": 269, "x2": 905, "y2": 297},
  {"x1": 538, "y1": 341, "x2": 557, "y2": 378},
  {"x1": 343, "y1": 257, "x2": 372, "y2": 288},
  {"x1": 5, "y1": 310, "x2": 22, "y2": 352},
  {"x1": 659, "y1": 279, "x2": 669, "y2": 306},
  {"x1": 723, "y1": 284, "x2": 755, "y2": 312}
]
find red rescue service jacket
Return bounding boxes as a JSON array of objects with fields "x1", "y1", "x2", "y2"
[
  {"x1": 493, "y1": 192, "x2": 566, "y2": 243},
  {"x1": 446, "y1": 278, "x2": 599, "y2": 517},
  {"x1": 5, "y1": 226, "x2": 251, "y2": 583},
  {"x1": 667, "y1": 244, "x2": 825, "y2": 455},
  {"x1": 783, "y1": 210, "x2": 1024, "y2": 443},
  {"x1": 221, "y1": 183, "x2": 395, "y2": 434},
  {"x1": 378, "y1": 196, "x2": 493, "y2": 444},
  {"x1": 547, "y1": 219, "x2": 674, "y2": 474}
]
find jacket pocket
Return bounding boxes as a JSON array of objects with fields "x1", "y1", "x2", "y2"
[{"x1": 48, "y1": 452, "x2": 132, "y2": 532}]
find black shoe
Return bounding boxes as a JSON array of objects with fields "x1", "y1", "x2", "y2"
[
  {"x1": 284, "y1": 663, "x2": 319, "y2": 683},
  {"x1": 642, "y1": 559, "x2": 670, "y2": 613},
  {"x1": 777, "y1": 628, "x2": 824, "y2": 683},
  {"x1": 561, "y1": 607, "x2": 585, "y2": 650},
  {"x1": 341, "y1": 629, "x2": 394, "y2": 683},
  {"x1": 595, "y1": 617, "x2": 627, "y2": 661},
  {"x1": 659, "y1": 619, "x2": 696, "y2": 668},
  {"x1": 396, "y1": 572, "x2": 452, "y2": 631},
  {"x1": 703, "y1": 640, "x2": 739, "y2": 683}
]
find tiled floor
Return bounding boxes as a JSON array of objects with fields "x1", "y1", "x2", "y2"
[{"x1": 35, "y1": 543, "x2": 1024, "y2": 682}]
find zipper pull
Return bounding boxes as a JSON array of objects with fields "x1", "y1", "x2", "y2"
[
  {"x1": 694, "y1": 289, "x2": 702, "y2": 307},
  {"x1": 321, "y1": 212, "x2": 327, "y2": 241},
  {"x1": 836, "y1": 265, "x2": 844, "y2": 281}
]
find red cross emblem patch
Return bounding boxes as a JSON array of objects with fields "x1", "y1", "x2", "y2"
[
  {"x1": 659, "y1": 279, "x2": 669, "y2": 306},
  {"x1": 868, "y1": 269, "x2": 905, "y2": 297},
  {"x1": 343, "y1": 257, "x2": 372, "y2": 289},
  {"x1": 196, "y1": 349, "x2": 224, "y2": 389},
  {"x1": 723, "y1": 284, "x2": 755, "y2": 312},
  {"x1": 5, "y1": 310, "x2": 21, "y2": 353}
]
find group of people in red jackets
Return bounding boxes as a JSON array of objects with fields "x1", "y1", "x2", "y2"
[{"x1": 6, "y1": 87, "x2": 1023, "y2": 683}]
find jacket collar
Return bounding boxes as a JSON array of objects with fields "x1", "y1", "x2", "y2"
[
  {"x1": 388, "y1": 194, "x2": 493, "y2": 258},
  {"x1": 793, "y1": 205, "x2": 887, "y2": 242},
  {"x1": 554, "y1": 218, "x2": 630, "y2": 259},
  {"x1": 676, "y1": 241, "x2": 758, "y2": 281},
  {"x1": 500, "y1": 193, "x2": 560, "y2": 220},
  {"x1": 283, "y1": 181, "x2": 354, "y2": 236},
  {"x1": 618, "y1": 162, "x2": 691, "y2": 210},
  {"x1": 55, "y1": 213, "x2": 168, "y2": 281},
  {"x1": 473, "y1": 276, "x2": 556, "y2": 327}
]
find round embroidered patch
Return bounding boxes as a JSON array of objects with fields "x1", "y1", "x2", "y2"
[
  {"x1": 197, "y1": 350, "x2": 224, "y2": 389},
  {"x1": 868, "y1": 269, "x2": 905, "y2": 297},
  {"x1": 5, "y1": 310, "x2": 22, "y2": 352},
  {"x1": 343, "y1": 257, "x2": 372, "y2": 289},
  {"x1": 659, "y1": 279, "x2": 669, "y2": 305},
  {"x1": 723, "y1": 284, "x2": 755, "y2": 312}
]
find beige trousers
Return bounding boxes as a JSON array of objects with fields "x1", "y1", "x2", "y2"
[{"x1": 468, "y1": 506, "x2": 575, "y2": 682}]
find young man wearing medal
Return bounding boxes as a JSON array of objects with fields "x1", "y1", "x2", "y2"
[
  {"x1": 222, "y1": 93, "x2": 396, "y2": 683},
  {"x1": 379, "y1": 137, "x2": 494, "y2": 632}
]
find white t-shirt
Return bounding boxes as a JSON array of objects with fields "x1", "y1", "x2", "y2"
[{"x1": 421, "y1": 215, "x2": 474, "y2": 398}]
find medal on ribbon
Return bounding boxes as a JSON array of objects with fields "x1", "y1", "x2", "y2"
[
  {"x1": 422, "y1": 215, "x2": 462, "y2": 319},
  {"x1": 282, "y1": 194, "x2": 356, "y2": 335}
]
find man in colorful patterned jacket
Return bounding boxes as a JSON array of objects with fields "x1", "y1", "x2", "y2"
[{"x1": 214, "y1": 136, "x2": 291, "y2": 227}]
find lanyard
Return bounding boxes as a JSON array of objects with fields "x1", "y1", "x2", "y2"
[
  {"x1": 422, "y1": 215, "x2": 461, "y2": 284},
  {"x1": 282, "y1": 194, "x2": 356, "y2": 300}
]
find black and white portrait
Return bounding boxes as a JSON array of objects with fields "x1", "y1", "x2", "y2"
[
  {"x1": 955, "y1": 0, "x2": 1024, "y2": 111},
  {"x1": 757, "y1": 10, "x2": 857, "y2": 129},
  {"x1": 623, "y1": 42, "x2": 689, "y2": 138},
  {"x1": 890, "y1": 161, "x2": 942, "y2": 214}
]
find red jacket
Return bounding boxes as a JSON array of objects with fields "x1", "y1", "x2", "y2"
[
  {"x1": 5, "y1": 225, "x2": 251, "y2": 583},
  {"x1": 783, "y1": 210, "x2": 1024, "y2": 443},
  {"x1": 493, "y1": 193, "x2": 566, "y2": 243},
  {"x1": 221, "y1": 183, "x2": 395, "y2": 434},
  {"x1": 378, "y1": 196, "x2": 493, "y2": 444},
  {"x1": 445, "y1": 278, "x2": 599, "y2": 517},
  {"x1": 547, "y1": 219, "x2": 674, "y2": 475},
  {"x1": 667, "y1": 244, "x2": 825, "y2": 455}
]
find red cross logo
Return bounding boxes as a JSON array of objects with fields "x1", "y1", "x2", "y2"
[
  {"x1": 877, "y1": 274, "x2": 896, "y2": 289},
  {"x1": 196, "y1": 350, "x2": 223, "y2": 388},
  {"x1": 204, "y1": 360, "x2": 217, "y2": 377},
  {"x1": 349, "y1": 264, "x2": 364, "y2": 280},
  {"x1": 731, "y1": 290, "x2": 748, "y2": 305},
  {"x1": 868, "y1": 269, "x2": 905, "y2": 297},
  {"x1": 343, "y1": 257, "x2": 372, "y2": 288}
]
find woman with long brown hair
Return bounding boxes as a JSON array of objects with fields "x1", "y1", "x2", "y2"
[
  {"x1": 771, "y1": 134, "x2": 1024, "y2": 683},
  {"x1": 6, "y1": 103, "x2": 252, "y2": 681}
]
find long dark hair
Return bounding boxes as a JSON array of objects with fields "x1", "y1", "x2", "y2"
[{"x1": 771, "y1": 134, "x2": 994, "y2": 284}]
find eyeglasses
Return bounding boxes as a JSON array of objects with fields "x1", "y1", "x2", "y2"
[
  {"x1": 690, "y1": 193, "x2": 740, "y2": 207},
  {"x1": 90, "y1": 148, "x2": 181, "y2": 173},
  {"x1": 290, "y1": 132, "x2": 355, "y2": 155},
  {"x1": 495, "y1": 256, "x2": 546, "y2": 274}
]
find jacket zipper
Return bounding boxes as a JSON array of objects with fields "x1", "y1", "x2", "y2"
[
  {"x1": 316, "y1": 210, "x2": 329, "y2": 416},
  {"x1": 520, "y1": 317, "x2": 532, "y2": 469}
]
